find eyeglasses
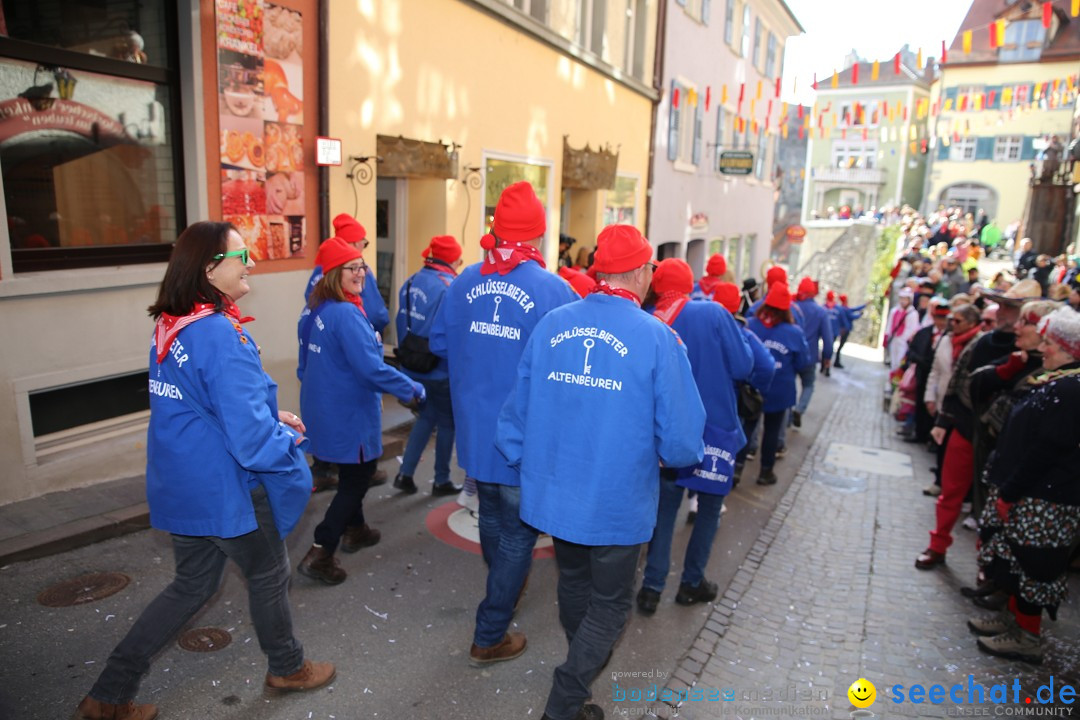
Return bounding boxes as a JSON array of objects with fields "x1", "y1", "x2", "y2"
[
  {"x1": 341, "y1": 263, "x2": 367, "y2": 275},
  {"x1": 647, "y1": 262, "x2": 658, "y2": 272},
  {"x1": 212, "y1": 248, "x2": 249, "y2": 265},
  {"x1": 981, "y1": 318, "x2": 994, "y2": 326}
]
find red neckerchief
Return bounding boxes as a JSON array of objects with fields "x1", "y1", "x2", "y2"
[
  {"x1": 345, "y1": 291, "x2": 368, "y2": 318},
  {"x1": 424, "y1": 257, "x2": 458, "y2": 278},
  {"x1": 653, "y1": 292, "x2": 689, "y2": 326},
  {"x1": 889, "y1": 305, "x2": 912, "y2": 339},
  {"x1": 759, "y1": 313, "x2": 779, "y2": 328},
  {"x1": 590, "y1": 280, "x2": 641, "y2": 307},
  {"x1": 697, "y1": 275, "x2": 724, "y2": 300},
  {"x1": 154, "y1": 301, "x2": 253, "y2": 363},
  {"x1": 479, "y1": 234, "x2": 546, "y2": 276},
  {"x1": 825, "y1": 300, "x2": 836, "y2": 310},
  {"x1": 950, "y1": 325, "x2": 981, "y2": 362}
]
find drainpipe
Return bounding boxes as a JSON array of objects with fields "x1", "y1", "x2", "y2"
[
  {"x1": 318, "y1": 0, "x2": 329, "y2": 241},
  {"x1": 644, "y1": 0, "x2": 668, "y2": 241}
]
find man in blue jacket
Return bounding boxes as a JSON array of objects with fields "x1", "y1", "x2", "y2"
[
  {"x1": 302, "y1": 213, "x2": 391, "y2": 491},
  {"x1": 429, "y1": 181, "x2": 577, "y2": 668},
  {"x1": 393, "y1": 235, "x2": 464, "y2": 496},
  {"x1": 497, "y1": 225, "x2": 705, "y2": 720},
  {"x1": 637, "y1": 259, "x2": 752, "y2": 615},
  {"x1": 791, "y1": 277, "x2": 833, "y2": 427}
]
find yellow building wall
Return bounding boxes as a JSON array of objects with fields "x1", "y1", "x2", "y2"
[
  {"x1": 927, "y1": 59, "x2": 1077, "y2": 223},
  {"x1": 326, "y1": 1, "x2": 654, "y2": 271}
]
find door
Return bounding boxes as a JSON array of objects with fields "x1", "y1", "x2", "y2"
[{"x1": 376, "y1": 178, "x2": 406, "y2": 345}]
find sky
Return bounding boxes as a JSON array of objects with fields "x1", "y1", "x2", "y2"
[{"x1": 781, "y1": 0, "x2": 974, "y2": 105}]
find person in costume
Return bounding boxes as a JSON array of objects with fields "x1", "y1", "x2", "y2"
[
  {"x1": 296, "y1": 237, "x2": 424, "y2": 585},
  {"x1": 690, "y1": 253, "x2": 730, "y2": 301},
  {"x1": 496, "y1": 224, "x2": 705, "y2": 720},
  {"x1": 73, "y1": 222, "x2": 333, "y2": 720}
]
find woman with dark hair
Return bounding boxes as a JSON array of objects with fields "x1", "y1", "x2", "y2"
[
  {"x1": 746, "y1": 282, "x2": 811, "y2": 486},
  {"x1": 73, "y1": 222, "x2": 333, "y2": 720},
  {"x1": 296, "y1": 237, "x2": 424, "y2": 585}
]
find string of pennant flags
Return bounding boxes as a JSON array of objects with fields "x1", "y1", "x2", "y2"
[{"x1": 669, "y1": 0, "x2": 1080, "y2": 148}]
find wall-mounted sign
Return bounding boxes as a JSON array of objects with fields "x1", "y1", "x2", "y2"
[
  {"x1": 785, "y1": 224, "x2": 807, "y2": 244},
  {"x1": 718, "y1": 151, "x2": 753, "y2": 175},
  {"x1": 315, "y1": 136, "x2": 342, "y2": 166},
  {"x1": 689, "y1": 212, "x2": 709, "y2": 229}
]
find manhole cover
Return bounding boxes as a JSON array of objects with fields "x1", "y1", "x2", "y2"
[
  {"x1": 37, "y1": 572, "x2": 130, "y2": 607},
  {"x1": 824, "y1": 442, "x2": 913, "y2": 478},
  {"x1": 811, "y1": 469, "x2": 868, "y2": 493},
  {"x1": 178, "y1": 627, "x2": 232, "y2": 652}
]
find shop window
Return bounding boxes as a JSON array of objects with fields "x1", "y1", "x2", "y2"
[
  {"x1": 0, "y1": 0, "x2": 183, "y2": 272},
  {"x1": 485, "y1": 157, "x2": 551, "y2": 252},
  {"x1": 603, "y1": 175, "x2": 637, "y2": 226},
  {"x1": 993, "y1": 136, "x2": 1022, "y2": 162}
]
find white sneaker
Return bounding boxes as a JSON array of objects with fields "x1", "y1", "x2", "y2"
[
  {"x1": 721, "y1": 504, "x2": 728, "y2": 515},
  {"x1": 962, "y1": 516, "x2": 978, "y2": 531},
  {"x1": 456, "y1": 476, "x2": 479, "y2": 512}
]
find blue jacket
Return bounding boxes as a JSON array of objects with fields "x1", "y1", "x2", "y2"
[
  {"x1": 299, "y1": 300, "x2": 421, "y2": 463},
  {"x1": 497, "y1": 294, "x2": 705, "y2": 545},
  {"x1": 305, "y1": 265, "x2": 389, "y2": 333},
  {"x1": 742, "y1": 325, "x2": 777, "y2": 394},
  {"x1": 826, "y1": 304, "x2": 849, "y2": 336},
  {"x1": 429, "y1": 261, "x2": 577, "y2": 486},
  {"x1": 395, "y1": 263, "x2": 457, "y2": 381},
  {"x1": 147, "y1": 314, "x2": 311, "y2": 539},
  {"x1": 655, "y1": 301, "x2": 753, "y2": 444},
  {"x1": 842, "y1": 303, "x2": 866, "y2": 329},
  {"x1": 745, "y1": 319, "x2": 812, "y2": 413},
  {"x1": 794, "y1": 298, "x2": 834, "y2": 362},
  {"x1": 749, "y1": 298, "x2": 806, "y2": 328}
]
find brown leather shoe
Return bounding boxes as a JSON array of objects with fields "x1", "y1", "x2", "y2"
[
  {"x1": 469, "y1": 632, "x2": 527, "y2": 667},
  {"x1": 298, "y1": 545, "x2": 346, "y2": 585},
  {"x1": 340, "y1": 524, "x2": 381, "y2": 553},
  {"x1": 264, "y1": 659, "x2": 337, "y2": 695},
  {"x1": 71, "y1": 696, "x2": 158, "y2": 720},
  {"x1": 915, "y1": 549, "x2": 946, "y2": 570}
]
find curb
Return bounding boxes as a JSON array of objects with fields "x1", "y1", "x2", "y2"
[{"x1": 0, "y1": 428, "x2": 410, "y2": 567}]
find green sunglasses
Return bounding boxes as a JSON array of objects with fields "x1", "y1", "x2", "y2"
[{"x1": 212, "y1": 248, "x2": 250, "y2": 265}]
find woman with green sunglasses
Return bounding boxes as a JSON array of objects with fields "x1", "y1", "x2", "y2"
[{"x1": 73, "y1": 222, "x2": 334, "y2": 720}]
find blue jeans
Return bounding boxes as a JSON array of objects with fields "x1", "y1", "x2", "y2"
[
  {"x1": 473, "y1": 482, "x2": 538, "y2": 647},
  {"x1": 795, "y1": 364, "x2": 816, "y2": 415},
  {"x1": 89, "y1": 487, "x2": 303, "y2": 704},
  {"x1": 399, "y1": 378, "x2": 455, "y2": 486},
  {"x1": 642, "y1": 474, "x2": 726, "y2": 591},
  {"x1": 545, "y1": 540, "x2": 640, "y2": 720}
]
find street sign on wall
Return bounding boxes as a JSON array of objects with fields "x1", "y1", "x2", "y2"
[{"x1": 718, "y1": 151, "x2": 753, "y2": 175}]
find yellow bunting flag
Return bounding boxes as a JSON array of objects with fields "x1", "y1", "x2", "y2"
[
  {"x1": 1073, "y1": 0, "x2": 1079, "y2": 16},
  {"x1": 963, "y1": 30, "x2": 972, "y2": 54},
  {"x1": 782, "y1": 124, "x2": 788, "y2": 139},
  {"x1": 1003, "y1": 86, "x2": 1013, "y2": 105},
  {"x1": 831, "y1": 71, "x2": 838, "y2": 89},
  {"x1": 781, "y1": 101, "x2": 788, "y2": 116},
  {"x1": 756, "y1": 80, "x2": 763, "y2": 100},
  {"x1": 996, "y1": 20, "x2": 1005, "y2": 47},
  {"x1": 871, "y1": 60, "x2": 880, "y2": 81},
  {"x1": 916, "y1": 48, "x2": 923, "y2": 69},
  {"x1": 750, "y1": 99, "x2": 756, "y2": 116},
  {"x1": 909, "y1": 125, "x2": 917, "y2": 140},
  {"x1": 944, "y1": 98, "x2": 953, "y2": 111}
]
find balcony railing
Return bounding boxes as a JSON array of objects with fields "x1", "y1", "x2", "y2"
[{"x1": 813, "y1": 166, "x2": 887, "y2": 184}]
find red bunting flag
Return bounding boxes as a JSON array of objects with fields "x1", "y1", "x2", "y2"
[
  {"x1": 798, "y1": 126, "x2": 804, "y2": 140},
  {"x1": 894, "y1": 52, "x2": 901, "y2": 74},
  {"x1": 798, "y1": 105, "x2": 804, "y2": 119},
  {"x1": 775, "y1": 77, "x2": 782, "y2": 97},
  {"x1": 921, "y1": 139, "x2": 928, "y2": 153},
  {"x1": 960, "y1": 95, "x2": 968, "y2": 111},
  {"x1": 903, "y1": 105, "x2": 908, "y2": 121},
  {"x1": 738, "y1": 83, "x2": 745, "y2": 101},
  {"x1": 841, "y1": 128, "x2": 847, "y2": 139},
  {"x1": 953, "y1": 131, "x2": 961, "y2": 142},
  {"x1": 988, "y1": 89, "x2": 996, "y2": 106},
  {"x1": 812, "y1": 73, "x2": 818, "y2": 90},
  {"x1": 1043, "y1": 1, "x2": 1053, "y2": 28},
  {"x1": 672, "y1": 88, "x2": 680, "y2": 108},
  {"x1": 705, "y1": 86, "x2": 711, "y2": 111},
  {"x1": 941, "y1": 40, "x2": 948, "y2": 65},
  {"x1": 852, "y1": 63, "x2": 859, "y2": 85},
  {"x1": 862, "y1": 128, "x2": 868, "y2": 141},
  {"x1": 989, "y1": 22, "x2": 998, "y2": 49}
]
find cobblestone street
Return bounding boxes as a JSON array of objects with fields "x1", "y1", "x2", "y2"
[{"x1": 641, "y1": 346, "x2": 1080, "y2": 720}]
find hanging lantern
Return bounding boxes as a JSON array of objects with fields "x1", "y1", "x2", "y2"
[
  {"x1": 1043, "y1": 1, "x2": 1053, "y2": 28},
  {"x1": 962, "y1": 30, "x2": 972, "y2": 54},
  {"x1": 53, "y1": 68, "x2": 77, "y2": 100}
]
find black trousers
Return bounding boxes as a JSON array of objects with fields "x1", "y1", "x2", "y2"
[{"x1": 313, "y1": 459, "x2": 376, "y2": 552}]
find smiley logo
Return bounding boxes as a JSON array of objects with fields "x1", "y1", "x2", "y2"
[{"x1": 847, "y1": 678, "x2": 876, "y2": 708}]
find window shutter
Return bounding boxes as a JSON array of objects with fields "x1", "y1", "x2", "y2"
[
  {"x1": 692, "y1": 101, "x2": 704, "y2": 165},
  {"x1": 944, "y1": 87, "x2": 958, "y2": 104},
  {"x1": 937, "y1": 141, "x2": 949, "y2": 161},
  {"x1": 715, "y1": 108, "x2": 725, "y2": 170},
  {"x1": 1020, "y1": 136, "x2": 1037, "y2": 160},
  {"x1": 985, "y1": 84, "x2": 1003, "y2": 110},
  {"x1": 702, "y1": 0, "x2": 711, "y2": 24},
  {"x1": 975, "y1": 137, "x2": 994, "y2": 160},
  {"x1": 668, "y1": 80, "x2": 680, "y2": 162}
]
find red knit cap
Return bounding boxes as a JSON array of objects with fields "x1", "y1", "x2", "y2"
[
  {"x1": 765, "y1": 265, "x2": 788, "y2": 288},
  {"x1": 422, "y1": 235, "x2": 462, "y2": 264},
  {"x1": 652, "y1": 258, "x2": 693, "y2": 295},
  {"x1": 839, "y1": 293, "x2": 849, "y2": 304},
  {"x1": 558, "y1": 266, "x2": 596, "y2": 298},
  {"x1": 491, "y1": 181, "x2": 546, "y2": 243},
  {"x1": 317, "y1": 236, "x2": 362, "y2": 273},
  {"x1": 332, "y1": 214, "x2": 367, "y2": 246},
  {"x1": 826, "y1": 290, "x2": 836, "y2": 302},
  {"x1": 706, "y1": 253, "x2": 727, "y2": 277},
  {"x1": 796, "y1": 276, "x2": 817, "y2": 301},
  {"x1": 765, "y1": 281, "x2": 792, "y2": 311},
  {"x1": 713, "y1": 281, "x2": 741, "y2": 315},
  {"x1": 592, "y1": 224, "x2": 653, "y2": 275}
]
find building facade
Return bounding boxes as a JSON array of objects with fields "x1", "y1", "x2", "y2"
[
  {"x1": 924, "y1": 0, "x2": 1080, "y2": 226},
  {"x1": 0, "y1": 0, "x2": 658, "y2": 505},
  {"x1": 801, "y1": 47, "x2": 933, "y2": 222},
  {"x1": 648, "y1": 0, "x2": 802, "y2": 283}
]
